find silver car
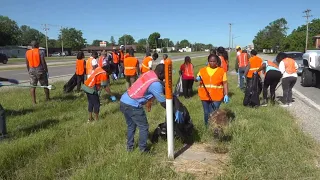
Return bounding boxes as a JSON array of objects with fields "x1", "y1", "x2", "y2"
[{"x1": 273, "y1": 51, "x2": 304, "y2": 75}]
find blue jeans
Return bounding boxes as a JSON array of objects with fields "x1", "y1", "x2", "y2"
[
  {"x1": 120, "y1": 102, "x2": 149, "y2": 151},
  {"x1": 238, "y1": 67, "x2": 246, "y2": 90},
  {"x1": 201, "y1": 101, "x2": 222, "y2": 126}
]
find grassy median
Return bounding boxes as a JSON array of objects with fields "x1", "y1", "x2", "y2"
[{"x1": 0, "y1": 55, "x2": 320, "y2": 179}]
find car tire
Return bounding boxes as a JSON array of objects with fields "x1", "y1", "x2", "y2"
[
  {"x1": 301, "y1": 68, "x2": 315, "y2": 87},
  {"x1": 3, "y1": 60, "x2": 7, "y2": 64}
]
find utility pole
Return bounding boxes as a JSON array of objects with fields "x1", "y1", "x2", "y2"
[
  {"x1": 303, "y1": 9, "x2": 312, "y2": 51},
  {"x1": 42, "y1": 24, "x2": 49, "y2": 57},
  {"x1": 60, "y1": 26, "x2": 64, "y2": 55},
  {"x1": 232, "y1": 35, "x2": 240, "y2": 51},
  {"x1": 229, "y1": 23, "x2": 232, "y2": 52}
]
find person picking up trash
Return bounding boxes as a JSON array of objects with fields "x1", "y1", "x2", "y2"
[
  {"x1": 82, "y1": 52, "x2": 116, "y2": 123},
  {"x1": 195, "y1": 54, "x2": 229, "y2": 127},
  {"x1": 120, "y1": 64, "x2": 184, "y2": 153}
]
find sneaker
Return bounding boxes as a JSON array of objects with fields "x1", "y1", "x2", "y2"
[
  {"x1": 261, "y1": 100, "x2": 268, "y2": 107},
  {"x1": 288, "y1": 103, "x2": 293, "y2": 107},
  {"x1": 280, "y1": 104, "x2": 289, "y2": 107}
]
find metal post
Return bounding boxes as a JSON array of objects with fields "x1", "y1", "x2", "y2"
[
  {"x1": 229, "y1": 23, "x2": 232, "y2": 52},
  {"x1": 61, "y1": 26, "x2": 64, "y2": 55}
]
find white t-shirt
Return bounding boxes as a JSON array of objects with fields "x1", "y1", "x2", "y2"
[
  {"x1": 237, "y1": 51, "x2": 241, "y2": 56},
  {"x1": 279, "y1": 60, "x2": 298, "y2": 78},
  {"x1": 148, "y1": 56, "x2": 153, "y2": 68},
  {"x1": 160, "y1": 60, "x2": 164, "y2": 64}
]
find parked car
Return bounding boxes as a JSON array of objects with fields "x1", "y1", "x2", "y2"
[
  {"x1": 0, "y1": 53, "x2": 8, "y2": 64},
  {"x1": 51, "y1": 52, "x2": 61, "y2": 57},
  {"x1": 273, "y1": 51, "x2": 304, "y2": 75}
]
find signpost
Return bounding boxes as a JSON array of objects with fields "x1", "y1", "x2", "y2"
[
  {"x1": 100, "y1": 41, "x2": 107, "y2": 47},
  {"x1": 164, "y1": 58, "x2": 174, "y2": 160}
]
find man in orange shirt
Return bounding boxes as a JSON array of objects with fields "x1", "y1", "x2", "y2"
[
  {"x1": 111, "y1": 49, "x2": 120, "y2": 80},
  {"x1": 119, "y1": 46, "x2": 125, "y2": 78},
  {"x1": 82, "y1": 58, "x2": 116, "y2": 123},
  {"x1": 124, "y1": 49, "x2": 140, "y2": 89},
  {"x1": 25, "y1": 41, "x2": 49, "y2": 105}
]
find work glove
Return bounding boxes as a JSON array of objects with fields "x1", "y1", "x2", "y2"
[
  {"x1": 8, "y1": 79, "x2": 19, "y2": 84},
  {"x1": 253, "y1": 71, "x2": 258, "y2": 75},
  {"x1": 224, "y1": 95, "x2": 229, "y2": 103},
  {"x1": 110, "y1": 95, "x2": 116, "y2": 102},
  {"x1": 174, "y1": 110, "x2": 184, "y2": 124},
  {"x1": 195, "y1": 76, "x2": 201, "y2": 81}
]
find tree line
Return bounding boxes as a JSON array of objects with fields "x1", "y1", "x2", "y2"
[
  {"x1": 253, "y1": 18, "x2": 320, "y2": 53},
  {"x1": 0, "y1": 15, "x2": 214, "y2": 52}
]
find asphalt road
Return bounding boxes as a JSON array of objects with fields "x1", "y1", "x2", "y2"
[
  {"x1": 0, "y1": 53, "x2": 207, "y2": 83},
  {"x1": 259, "y1": 54, "x2": 320, "y2": 106}
]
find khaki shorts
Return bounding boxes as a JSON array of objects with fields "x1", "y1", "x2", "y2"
[{"x1": 29, "y1": 70, "x2": 48, "y2": 86}]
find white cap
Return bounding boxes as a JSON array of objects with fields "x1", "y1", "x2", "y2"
[{"x1": 91, "y1": 59, "x2": 98, "y2": 66}]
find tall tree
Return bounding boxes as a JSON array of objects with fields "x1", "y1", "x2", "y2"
[
  {"x1": 47, "y1": 39, "x2": 60, "y2": 48},
  {"x1": 58, "y1": 28, "x2": 86, "y2": 50},
  {"x1": 110, "y1": 36, "x2": 116, "y2": 45},
  {"x1": 148, "y1": 32, "x2": 161, "y2": 49},
  {"x1": 0, "y1": 16, "x2": 21, "y2": 46},
  {"x1": 137, "y1": 38, "x2": 147, "y2": 45},
  {"x1": 19, "y1": 25, "x2": 45, "y2": 46},
  {"x1": 118, "y1": 34, "x2": 135, "y2": 45},
  {"x1": 179, "y1": 39, "x2": 190, "y2": 48}
]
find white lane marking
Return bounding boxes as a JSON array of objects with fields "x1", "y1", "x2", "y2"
[{"x1": 292, "y1": 88, "x2": 320, "y2": 112}]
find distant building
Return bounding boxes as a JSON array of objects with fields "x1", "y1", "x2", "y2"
[
  {"x1": 81, "y1": 45, "x2": 137, "y2": 53},
  {"x1": 178, "y1": 47, "x2": 192, "y2": 52},
  {"x1": 0, "y1": 46, "x2": 45, "y2": 58}
]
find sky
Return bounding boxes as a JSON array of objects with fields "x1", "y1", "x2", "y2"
[{"x1": 1, "y1": 0, "x2": 320, "y2": 48}]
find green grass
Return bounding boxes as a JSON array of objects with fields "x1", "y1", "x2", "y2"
[{"x1": 1, "y1": 53, "x2": 320, "y2": 179}]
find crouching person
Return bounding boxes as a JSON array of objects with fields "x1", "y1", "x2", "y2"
[
  {"x1": 120, "y1": 64, "x2": 167, "y2": 153},
  {"x1": 82, "y1": 59, "x2": 116, "y2": 123}
]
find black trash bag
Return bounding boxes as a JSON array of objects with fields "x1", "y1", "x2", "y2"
[
  {"x1": 63, "y1": 73, "x2": 77, "y2": 93},
  {"x1": 151, "y1": 96, "x2": 194, "y2": 144},
  {"x1": 173, "y1": 75, "x2": 183, "y2": 96},
  {"x1": 243, "y1": 73, "x2": 262, "y2": 107}
]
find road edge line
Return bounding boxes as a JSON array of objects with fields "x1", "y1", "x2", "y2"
[{"x1": 293, "y1": 88, "x2": 320, "y2": 112}]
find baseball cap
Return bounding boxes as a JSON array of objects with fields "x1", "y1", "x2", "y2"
[{"x1": 91, "y1": 59, "x2": 98, "y2": 66}]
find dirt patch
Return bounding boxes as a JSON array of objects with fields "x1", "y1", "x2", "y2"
[{"x1": 172, "y1": 143, "x2": 229, "y2": 179}]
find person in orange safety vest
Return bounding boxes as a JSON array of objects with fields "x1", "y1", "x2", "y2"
[
  {"x1": 25, "y1": 40, "x2": 50, "y2": 105},
  {"x1": 179, "y1": 56, "x2": 194, "y2": 98},
  {"x1": 244, "y1": 50, "x2": 263, "y2": 89},
  {"x1": 82, "y1": 52, "x2": 116, "y2": 123},
  {"x1": 216, "y1": 47, "x2": 228, "y2": 72},
  {"x1": 194, "y1": 54, "x2": 229, "y2": 127},
  {"x1": 276, "y1": 52, "x2": 298, "y2": 107},
  {"x1": 235, "y1": 50, "x2": 249, "y2": 90},
  {"x1": 140, "y1": 52, "x2": 159, "y2": 74},
  {"x1": 75, "y1": 51, "x2": 86, "y2": 92},
  {"x1": 111, "y1": 49, "x2": 120, "y2": 80},
  {"x1": 124, "y1": 49, "x2": 140, "y2": 89},
  {"x1": 119, "y1": 46, "x2": 125, "y2": 78}
]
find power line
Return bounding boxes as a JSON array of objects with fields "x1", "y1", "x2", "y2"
[{"x1": 303, "y1": 9, "x2": 312, "y2": 51}]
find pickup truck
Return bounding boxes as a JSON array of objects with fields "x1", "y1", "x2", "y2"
[{"x1": 301, "y1": 50, "x2": 320, "y2": 87}]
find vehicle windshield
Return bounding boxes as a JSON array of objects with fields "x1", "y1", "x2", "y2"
[{"x1": 286, "y1": 53, "x2": 303, "y2": 60}]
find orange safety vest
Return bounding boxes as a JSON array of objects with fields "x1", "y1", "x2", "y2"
[
  {"x1": 141, "y1": 56, "x2": 153, "y2": 74},
  {"x1": 86, "y1": 57, "x2": 94, "y2": 75},
  {"x1": 112, "y1": 52, "x2": 119, "y2": 64},
  {"x1": 247, "y1": 56, "x2": 263, "y2": 78},
  {"x1": 283, "y1": 58, "x2": 297, "y2": 74},
  {"x1": 124, "y1": 56, "x2": 139, "y2": 76},
  {"x1": 124, "y1": 53, "x2": 130, "y2": 59},
  {"x1": 84, "y1": 67, "x2": 107, "y2": 88},
  {"x1": 198, "y1": 67, "x2": 225, "y2": 101},
  {"x1": 26, "y1": 48, "x2": 41, "y2": 68},
  {"x1": 238, "y1": 53, "x2": 248, "y2": 68},
  {"x1": 76, "y1": 59, "x2": 85, "y2": 75},
  {"x1": 219, "y1": 56, "x2": 228, "y2": 72},
  {"x1": 98, "y1": 56, "x2": 104, "y2": 67},
  {"x1": 183, "y1": 63, "x2": 194, "y2": 77},
  {"x1": 119, "y1": 51, "x2": 124, "y2": 62}
]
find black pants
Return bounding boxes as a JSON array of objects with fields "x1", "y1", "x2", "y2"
[
  {"x1": 0, "y1": 104, "x2": 7, "y2": 136},
  {"x1": 263, "y1": 70, "x2": 282, "y2": 102},
  {"x1": 182, "y1": 79, "x2": 194, "y2": 98},
  {"x1": 113, "y1": 63, "x2": 119, "y2": 77},
  {"x1": 76, "y1": 75, "x2": 84, "y2": 92},
  {"x1": 282, "y1": 76, "x2": 297, "y2": 104},
  {"x1": 86, "y1": 93, "x2": 100, "y2": 113}
]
